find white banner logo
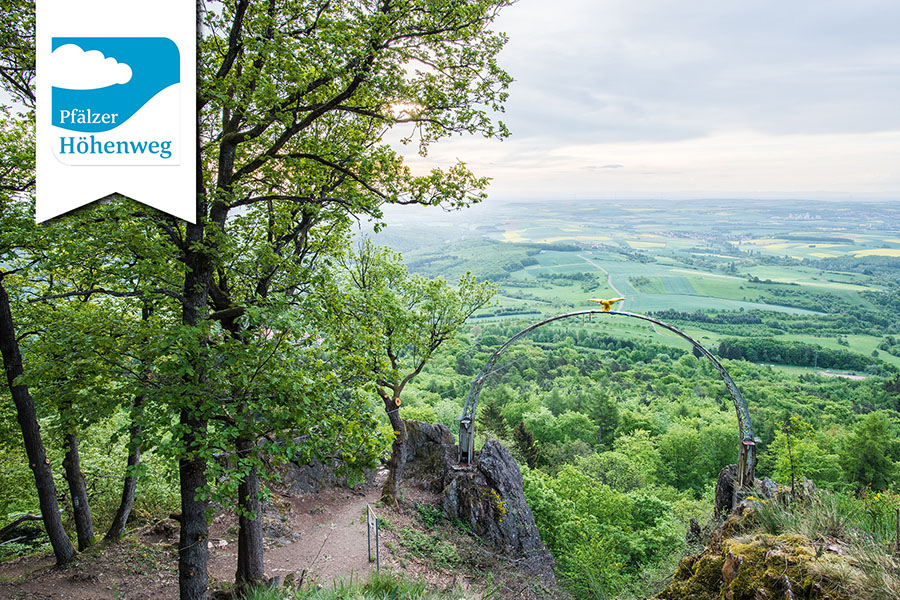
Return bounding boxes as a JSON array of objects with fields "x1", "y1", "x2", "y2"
[{"x1": 37, "y1": 0, "x2": 196, "y2": 222}]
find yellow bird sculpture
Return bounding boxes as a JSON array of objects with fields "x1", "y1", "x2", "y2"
[{"x1": 589, "y1": 297, "x2": 626, "y2": 312}]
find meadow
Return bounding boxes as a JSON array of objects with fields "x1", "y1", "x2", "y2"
[{"x1": 381, "y1": 199, "x2": 900, "y2": 375}]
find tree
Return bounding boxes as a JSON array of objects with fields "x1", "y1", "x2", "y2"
[
  {"x1": 840, "y1": 412, "x2": 897, "y2": 491},
  {"x1": 657, "y1": 423, "x2": 706, "y2": 494},
  {"x1": 329, "y1": 240, "x2": 495, "y2": 504},
  {"x1": 511, "y1": 421, "x2": 539, "y2": 469},
  {"x1": 582, "y1": 388, "x2": 619, "y2": 447},
  {"x1": 557, "y1": 411, "x2": 597, "y2": 446},
  {"x1": 479, "y1": 393, "x2": 507, "y2": 437},
  {"x1": 0, "y1": 103, "x2": 75, "y2": 564},
  {"x1": 612, "y1": 429, "x2": 661, "y2": 484},
  {"x1": 777, "y1": 415, "x2": 814, "y2": 500},
  {"x1": 767, "y1": 426, "x2": 840, "y2": 491},
  {"x1": 174, "y1": 2, "x2": 511, "y2": 594},
  {"x1": 0, "y1": 255, "x2": 75, "y2": 565},
  {"x1": 3, "y1": 1, "x2": 513, "y2": 594}
]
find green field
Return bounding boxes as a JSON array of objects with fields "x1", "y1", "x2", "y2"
[{"x1": 382, "y1": 199, "x2": 899, "y2": 375}]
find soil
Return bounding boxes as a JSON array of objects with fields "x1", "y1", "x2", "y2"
[{"x1": 0, "y1": 469, "x2": 516, "y2": 599}]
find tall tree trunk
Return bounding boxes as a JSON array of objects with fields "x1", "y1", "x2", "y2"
[
  {"x1": 178, "y1": 409, "x2": 209, "y2": 600},
  {"x1": 0, "y1": 279, "x2": 75, "y2": 565},
  {"x1": 178, "y1": 210, "x2": 212, "y2": 600},
  {"x1": 105, "y1": 395, "x2": 144, "y2": 542},
  {"x1": 174, "y1": 78, "x2": 235, "y2": 598},
  {"x1": 62, "y1": 431, "x2": 94, "y2": 550},
  {"x1": 381, "y1": 393, "x2": 407, "y2": 505},
  {"x1": 235, "y1": 437, "x2": 264, "y2": 588}
]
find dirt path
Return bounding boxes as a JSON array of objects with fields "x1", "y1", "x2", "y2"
[
  {"x1": 0, "y1": 473, "x2": 393, "y2": 599},
  {"x1": 208, "y1": 474, "x2": 387, "y2": 587}
]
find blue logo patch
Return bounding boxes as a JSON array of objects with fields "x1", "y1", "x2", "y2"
[{"x1": 51, "y1": 37, "x2": 180, "y2": 132}]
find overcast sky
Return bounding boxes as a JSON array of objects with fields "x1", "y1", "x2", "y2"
[{"x1": 401, "y1": 0, "x2": 900, "y2": 201}]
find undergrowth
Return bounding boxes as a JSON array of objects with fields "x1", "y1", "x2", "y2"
[
  {"x1": 750, "y1": 491, "x2": 900, "y2": 600},
  {"x1": 241, "y1": 571, "x2": 483, "y2": 600},
  {"x1": 399, "y1": 526, "x2": 462, "y2": 569}
]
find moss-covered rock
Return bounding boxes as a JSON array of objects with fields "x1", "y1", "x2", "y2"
[
  {"x1": 657, "y1": 553, "x2": 725, "y2": 600},
  {"x1": 657, "y1": 528, "x2": 856, "y2": 600}
]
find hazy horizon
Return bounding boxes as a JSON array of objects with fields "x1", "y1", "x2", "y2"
[{"x1": 392, "y1": 0, "x2": 900, "y2": 202}]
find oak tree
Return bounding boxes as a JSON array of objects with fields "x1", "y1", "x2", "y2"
[{"x1": 327, "y1": 240, "x2": 495, "y2": 504}]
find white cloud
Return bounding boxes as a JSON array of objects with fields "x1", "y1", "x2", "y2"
[
  {"x1": 385, "y1": 0, "x2": 900, "y2": 199},
  {"x1": 51, "y1": 44, "x2": 132, "y2": 89}
]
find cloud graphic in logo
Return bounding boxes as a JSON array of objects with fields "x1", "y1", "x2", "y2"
[
  {"x1": 51, "y1": 44, "x2": 132, "y2": 89},
  {"x1": 52, "y1": 38, "x2": 180, "y2": 132}
]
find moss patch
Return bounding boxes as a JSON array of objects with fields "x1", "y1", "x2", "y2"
[{"x1": 658, "y1": 531, "x2": 859, "y2": 600}]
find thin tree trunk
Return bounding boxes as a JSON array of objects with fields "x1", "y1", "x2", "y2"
[
  {"x1": 381, "y1": 393, "x2": 407, "y2": 505},
  {"x1": 62, "y1": 431, "x2": 94, "y2": 550},
  {"x1": 218, "y1": 315, "x2": 265, "y2": 588},
  {"x1": 105, "y1": 395, "x2": 144, "y2": 542},
  {"x1": 0, "y1": 279, "x2": 75, "y2": 565},
  {"x1": 235, "y1": 437, "x2": 264, "y2": 588},
  {"x1": 178, "y1": 409, "x2": 209, "y2": 600}
]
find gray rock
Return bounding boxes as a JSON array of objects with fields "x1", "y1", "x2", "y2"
[
  {"x1": 686, "y1": 517, "x2": 702, "y2": 546},
  {"x1": 277, "y1": 458, "x2": 375, "y2": 495},
  {"x1": 261, "y1": 496, "x2": 293, "y2": 540},
  {"x1": 401, "y1": 420, "x2": 457, "y2": 493},
  {"x1": 755, "y1": 477, "x2": 779, "y2": 500},
  {"x1": 796, "y1": 477, "x2": 817, "y2": 500},
  {"x1": 715, "y1": 464, "x2": 738, "y2": 519},
  {"x1": 396, "y1": 422, "x2": 556, "y2": 586},
  {"x1": 441, "y1": 440, "x2": 556, "y2": 585}
]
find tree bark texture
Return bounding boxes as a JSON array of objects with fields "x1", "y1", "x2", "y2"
[
  {"x1": 62, "y1": 431, "x2": 94, "y2": 550},
  {"x1": 105, "y1": 395, "x2": 144, "y2": 541},
  {"x1": 178, "y1": 208, "x2": 212, "y2": 600},
  {"x1": 178, "y1": 410, "x2": 209, "y2": 600},
  {"x1": 235, "y1": 437, "x2": 264, "y2": 588},
  {"x1": 0, "y1": 279, "x2": 75, "y2": 565},
  {"x1": 381, "y1": 394, "x2": 408, "y2": 505}
]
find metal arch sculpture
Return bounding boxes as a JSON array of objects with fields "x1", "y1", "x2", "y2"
[{"x1": 457, "y1": 309, "x2": 758, "y2": 488}]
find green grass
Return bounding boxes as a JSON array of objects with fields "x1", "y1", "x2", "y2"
[
  {"x1": 399, "y1": 527, "x2": 462, "y2": 569},
  {"x1": 533, "y1": 251, "x2": 585, "y2": 267},
  {"x1": 241, "y1": 571, "x2": 485, "y2": 600},
  {"x1": 659, "y1": 276, "x2": 696, "y2": 295},
  {"x1": 778, "y1": 334, "x2": 900, "y2": 368},
  {"x1": 743, "y1": 265, "x2": 881, "y2": 291},
  {"x1": 750, "y1": 491, "x2": 900, "y2": 600},
  {"x1": 628, "y1": 276, "x2": 666, "y2": 294}
]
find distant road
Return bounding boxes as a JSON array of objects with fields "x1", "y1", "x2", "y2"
[
  {"x1": 579, "y1": 254, "x2": 662, "y2": 335},
  {"x1": 578, "y1": 254, "x2": 625, "y2": 306}
]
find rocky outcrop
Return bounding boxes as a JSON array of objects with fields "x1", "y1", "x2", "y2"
[
  {"x1": 402, "y1": 420, "x2": 458, "y2": 493},
  {"x1": 275, "y1": 458, "x2": 375, "y2": 495},
  {"x1": 441, "y1": 440, "x2": 556, "y2": 585},
  {"x1": 260, "y1": 495, "x2": 298, "y2": 542},
  {"x1": 398, "y1": 422, "x2": 556, "y2": 586},
  {"x1": 673, "y1": 474, "x2": 854, "y2": 600},
  {"x1": 715, "y1": 465, "x2": 819, "y2": 520},
  {"x1": 715, "y1": 464, "x2": 739, "y2": 519},
  {"x1": 658, "y1": 509, "x2": 858, "y2": 600}
]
